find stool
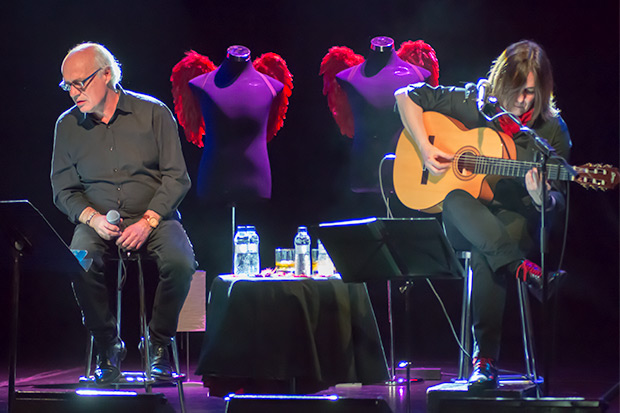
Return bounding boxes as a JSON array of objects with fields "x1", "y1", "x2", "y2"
[
  {"x1": 456, "y1": 251, "x2": 539, "y2": 384},
  {"x1": 81, "y1": 250, "x2": 186, "y2": 413}
]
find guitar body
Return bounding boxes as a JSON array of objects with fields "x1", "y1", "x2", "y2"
[{"x1": 394, "y1": 111, "x2": 516, "y2": 212}]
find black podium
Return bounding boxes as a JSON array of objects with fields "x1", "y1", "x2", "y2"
[{"x1": 0, "y1": 200, "x2": 86, "y2": 412}]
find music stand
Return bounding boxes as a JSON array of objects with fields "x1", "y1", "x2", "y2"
[
  {"x1": 313, "y1": 217, "x2": 463, "y2": 282},
  {"x1": 0, "y1": 200, "x2": 85, "y2": 412},
  {"x1": 312, "y1": 217, "x2": 464, "y2": 413}
]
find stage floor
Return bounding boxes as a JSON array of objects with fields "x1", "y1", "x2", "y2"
[{"x1": 1, "y1": 358, "x2": 617, "y2": 413}]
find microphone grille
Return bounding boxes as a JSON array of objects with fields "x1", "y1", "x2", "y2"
[{"x1": 106, "y1": 210, "x2": 121, "y2": 225}]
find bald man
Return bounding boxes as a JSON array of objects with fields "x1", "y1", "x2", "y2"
[{"x1": 52, "y1": 42, "x2": 196, "y2": 384}]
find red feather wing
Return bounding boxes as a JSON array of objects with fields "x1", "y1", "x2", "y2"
[
  {"x1": 170, "y1": 50, "x2": 217, "y2": 147},
  {"x1": 253, "y1": 53, "x2": 293, "y2": 142},
  {"x1": 396, "y1": 40, "x2": 440, "y2": 87},
  {"x1": 319, "y1": 46, "x2": 364, "y2": 138}
]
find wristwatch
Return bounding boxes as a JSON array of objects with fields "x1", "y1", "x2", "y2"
[{"x1": 143, "y1": 214, "x2": 159, "y2": 229}]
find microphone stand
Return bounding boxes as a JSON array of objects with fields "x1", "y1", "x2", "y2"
[
  {"x1": 519, "y1": 126, "x2": 579, "y2": 396},
  {"x1": 479, "y1": 98, "x2": 573, "y2": 397},
  {"x1": 519, "y1": 126, "x2": 553, "y2": 397},
  {"x1": 518, "y1": 126, "x2": 577, "y2": 397},
  {"x1": 539, "y1": 145, "x2": 551, "y2": 397}
]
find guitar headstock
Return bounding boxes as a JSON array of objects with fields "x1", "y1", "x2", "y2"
[{"x1": 573, "y1": 163, "x2": 619, "y2": 190}]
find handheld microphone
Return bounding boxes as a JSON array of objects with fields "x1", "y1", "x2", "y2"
[{"x1": 106, "y1": 210, "x2": 121, "y2": 226}]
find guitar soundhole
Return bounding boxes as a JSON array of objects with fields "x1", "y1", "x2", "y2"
[{"x1": 454, "y1": 150, "x2": 477, "y2": 180}]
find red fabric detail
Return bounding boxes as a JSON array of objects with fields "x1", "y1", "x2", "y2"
[
  {"x1": 515, "y1": 259, "x2": 542, "y2": 282},
  {"x1": 170, "y1": 51, "x2": 217, "y2": 148},
  {"x1": 319, "y1": 46, "x2": 365, "y2": 138},
  {"x1": 472, "y1": 356, "x2": 496, "y2": 369},
  {"x1": 253, "y1": 53, "x2": 294, "y2": 142},
  {"x1": 396, "y1": 40, "x2": 440, "y2": 87},
  {"x1": 497, "y1": 108, "x2": 533, "y2": 138}
]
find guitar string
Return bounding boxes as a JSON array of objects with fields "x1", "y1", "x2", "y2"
[
  {"x1": 453, "y1": 154, "x2": 569, "y2": 179},
  {"x1": 433, "y1": 153, "x2": 608, "y2": 187}
]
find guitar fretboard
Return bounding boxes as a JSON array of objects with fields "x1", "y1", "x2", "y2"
[{"x1": 457, "y1": 155, "x2": 574, "y2": 182}]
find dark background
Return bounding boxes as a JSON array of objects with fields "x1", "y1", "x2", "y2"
[{"x1": 1, "y1": 0, "x2": 617, "y2": 387}]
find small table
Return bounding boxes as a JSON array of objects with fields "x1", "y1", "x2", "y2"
[{"x1": 196, "y1": 275, "x2": 389, "y2": 394}]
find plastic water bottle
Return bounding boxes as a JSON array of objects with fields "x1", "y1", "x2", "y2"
[
  {"x1": 316, "y1": 240, "x2": 335, "y2": 275},
  {"x1": 246, "y1": 225, "x2": 260, "y2": 275},
  {"x1": 233, "y1": 226, "x2": 248, "y2": 275},
  {"x1": 294, "y1": 226, "x2": 311, "y2": 275}
]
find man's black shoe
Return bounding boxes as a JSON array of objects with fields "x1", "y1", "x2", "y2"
[
  {"x1": 468, "y1": 357, "x2": 498, "y2": 391},
  {"x1": 150, "y1": 343, "x2": 173, "y2": 379},
  {"x1": 94, "y1": 339, "x2": 126, "y2": 384}
]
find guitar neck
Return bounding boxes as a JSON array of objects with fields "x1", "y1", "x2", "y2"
[{"x1": 469, "y1": 156, "x2": 574, "y2": 182}]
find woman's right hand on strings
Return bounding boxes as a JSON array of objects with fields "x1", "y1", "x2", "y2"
[
  {"x1": 420, "y1": 143, "x2": 453, "y2": 175},
  {"x1": 394, "y1": 89, "x2": 453, "y2": 176}
]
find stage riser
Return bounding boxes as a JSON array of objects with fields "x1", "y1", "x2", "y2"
[
  {"x1": 225, "y1": 397, "x2": 393, "y2": 413},
  {"x1": 12, "y1": 391, "x2": 175, "y2": 413},
  {"x1": 429, "y1": 398, "x2": 604, "y2": 413}
]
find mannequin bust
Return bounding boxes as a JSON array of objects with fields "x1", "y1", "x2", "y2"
[
  {"x1": 189, "y1": 46, "x2": 284, "y2": 203},
  {"x1": 336, "y1": 36, "x2": 431, "y2": 193}
]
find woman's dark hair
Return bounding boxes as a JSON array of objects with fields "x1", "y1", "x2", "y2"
[{"x1": 489, "y1": 40, "x2": 558, "y2": 123}]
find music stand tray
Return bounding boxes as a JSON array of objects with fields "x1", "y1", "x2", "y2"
[
  {"x1": 0, "y1": 200, "x2": 85, "y2": 412},
  {"x1": 313, "y1": 217, "x2": 464, "y2": 283}
]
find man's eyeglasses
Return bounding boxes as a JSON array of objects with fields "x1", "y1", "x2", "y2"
[{"x1": 59, "y1": 68, "x2": 102, "y2": 92}]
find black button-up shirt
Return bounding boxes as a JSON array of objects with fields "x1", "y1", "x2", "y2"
[{"x1": 51, "y1": 88, "x2": 191, "y2": 223}]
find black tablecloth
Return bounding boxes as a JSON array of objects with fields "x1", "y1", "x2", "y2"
[{"x1": 196, "y1": 276, "x2": 389, "y2": 393}]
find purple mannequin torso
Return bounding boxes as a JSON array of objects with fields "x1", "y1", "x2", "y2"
[
  {"x1": 336, "y1": 45, "x2": 430, "y2": 193},
  {"x1": 189, "y1": 49, "x2": 284, "y2": 203}
]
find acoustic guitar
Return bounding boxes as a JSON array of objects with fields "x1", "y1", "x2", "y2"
[{"x1": 393, "y1": 111, "x2": 618, "y2": 213}]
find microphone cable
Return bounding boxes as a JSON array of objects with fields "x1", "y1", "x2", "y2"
[{"x1": 379, "y1": 153, "x2": 396, "y2": 219}]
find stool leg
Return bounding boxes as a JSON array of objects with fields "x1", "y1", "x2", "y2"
[
  {"x1": 171, "y1": 337, "x2": 186, "y2": 413},
  {"x1": 517, "y1": 280, "x2": 539, "y2": 386},
  {"x1": 84, "y1": 335, "x2": 94, "y2": 379},
  {"x1": 117, "y1": 259, "x2": 123, "y2": 342},
  {"x1": 137, "y1": 257, "x2": 152, "y2": 392},
  {"x1": 116, "y1": 259, "x2": 123, "y2": 384},
  {"x1": 185, "y1": 332, "x2": 190, "y2": 379},
  {"x1": 458, "y1": 253, "x2": 473, "y2": 381}
]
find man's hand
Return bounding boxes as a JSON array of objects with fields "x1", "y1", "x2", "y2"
[
  {"x1": 90, "y1": 214, "x2": 122, "y2": 240},
  {"x1": 525, "y1": 167, "x2": 552, "y2": 206},
  {"x1": 116, "y1": 218, "x2": 152, "y2": 251}
]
